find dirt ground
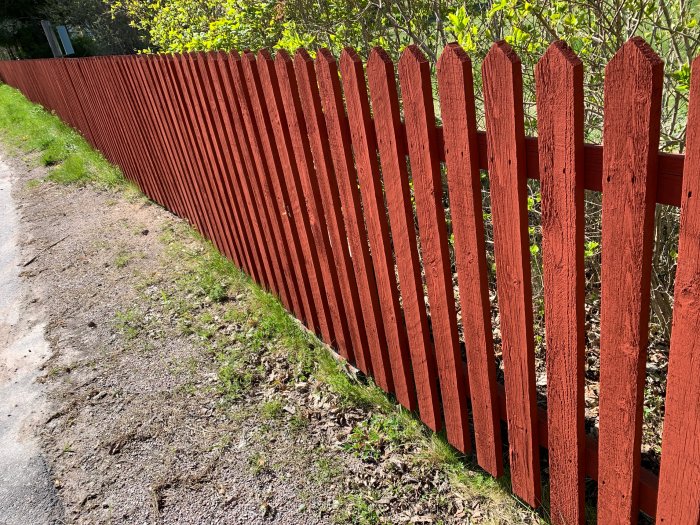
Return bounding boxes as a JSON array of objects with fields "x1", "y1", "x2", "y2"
[{"x1": 0, "y1": 147, "x2": 541, "y2": 524}]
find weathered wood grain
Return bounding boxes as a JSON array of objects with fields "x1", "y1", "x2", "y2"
[
  {"x1": 653, "y1": 59, "x2": 700, "y2": 525},
  {"x1": 276, "y1": 50, "x2": 350, "y2": 352},
  {"x1": 340, "y1": 47, "x2": 416, "y2": 401},
  {"x1": 293, "y1": 48, "x2": 366, "y2": 364},
  {"x1": 315, "y1": 49, "x2": 379, "y2": 375},
  {"x1": 257, "y1": 49, "x2": 331, "y2": 339},
  {"x1": 227, "y1": 51, "x2": 295, "y2": 306},
  {"x1": 535, "y1": 40, "x2": 586, "y2": 525},
  {"x1": 151, "y1": 55, "x2": 222, "y2": 258},
  {"x1": 200, "y1": 52, "x2": 259, "y2": 279},
  {"x1": 240, "y1": 51, "x2": 317, "y2": 331}
]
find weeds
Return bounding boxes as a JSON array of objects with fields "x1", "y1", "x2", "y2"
[
  {"x1": 343, "y1": 412, "x2": 420, "y2": 462},
  {"x1": 151, "y1": 226, "x2": 542, "y2": 523},
  {"x1": 114, "y1": 251, "x2": 132, "y2": 268},
  {"x1": 334, "y1": 493, "x2": 381, "y2": 525},
  {"x1": 114, "y1": 307, "x2": 144, "y2": 340},
  {"x1": 313, "y1": 456, "x2": 342, "y2": 485},
  {"x1": 248, "y1": 452, "x2": 268, "y2": 475},
  {"x1": 261, "y1": 399, "x2": 283, "y2": 420}
]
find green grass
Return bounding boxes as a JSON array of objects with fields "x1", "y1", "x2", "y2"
[
  {"x1": 0, "y1": 84, "x2": 130, "y2": 189},
  {"x1": 261, "y1": 399, "x2": 284, "y2": 420},
  {"x1": 334, "y1": 493, "x2": 381, "y2": 525},
  {"x1": 114, "y1": 251, "x2": 132, "y2": 268}
]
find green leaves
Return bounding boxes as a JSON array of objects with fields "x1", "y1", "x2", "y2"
[
  {"x1": 584, "y1": 241, "x2": 599, "y2": 258},
  {"x1": 276, "y1": 21, "x2": 315, "y2": 53},
  {"x1": 673, "y1": 62, "x2": 691, "y2": 94},
  {"x1": 446, "y1": 6, "x2": 479, "y2": 52}
]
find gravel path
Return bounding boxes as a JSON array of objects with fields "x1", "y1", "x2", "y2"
[{"x1": 0, "y1": 153, "x2": 61, "y2": 524}]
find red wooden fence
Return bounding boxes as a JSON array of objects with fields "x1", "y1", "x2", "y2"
[{"x1": 1, "y1": 37, "x2": 697, "y2": 524}]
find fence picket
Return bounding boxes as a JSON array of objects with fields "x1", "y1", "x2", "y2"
[
  {"x1": 482, "y1": 41, "x2": 541, "y2": 505},
  {"x1": 202, "y1": 52, "x2": 265, "y2": 279},
  {"x1": 116, "y1": 56, "x2": 166, "y2": 208},
  {"x1": 147, "y1": 56, "x2": 213, "y2": 250},
  {"x1": 240, "y1": 51, "x2": 315, "y2": 328},
  {"x1": 656, "y1": 55, "x2": 700, "y2": 525},
  {"x1": 598, "y1": 37, "x2": 663, "y2": 524},
  {"x1": 225, "y1": 51, "x2": 296, "y2": 313},
  {"x1": 535, "y1": 41, "x2": 586, "y2": 525},
  {"x1": 141, "y1": 56, "x2": 192, "y2": 224},
  {"x1": 154, "y1": 55, "x2": 224, "y2": 263},
  {"x1": 193, "y1": 52, "x2": 257, "y2": 271},
  {"x1": 257, "y1": 49, "x2": 331, "y2": 339},
  {"x1": 166, "y1": 54, "x2": 234, "y2": 267},
  {"x1": 132, "y1": 57, "x2": 186, "y2": 223},
  {"x1": 437, "y1": 43, "x2": 503, "y2": 475},
  {"x1": 180, "y1": 53, "x2": 242, "y2": 267},
  {"x1": 366, "y1": 47, "x2": 441, "y2": 431},
  {"x1": 218, "y1": 52, "x2": 278, "y2": 289},
  {"x1": 275, "y1": 50, "x2": 353, "y2": 355}
]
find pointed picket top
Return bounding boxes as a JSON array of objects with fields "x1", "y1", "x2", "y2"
[
  {"x1": 606, "y1": 36, "x2": 663, "y2": 78},
  {"x1": 437, "y1": 42, "x2": 472, "y2": 77},
  {"x1": 294, "y1": 48, "x2": 317, "y2": 92},
  {"x1": 294, "y1": 47, "x2": 314, "y2": 67},
  {"x1": 204, "y1": 49, "x2": 217, "y2": 63},
  {"x1": 229, "y1": 48, "x2": 242, "y2": 62},
  {"x1": 367, "y1": 46, "x2": 393, "y2": 69},
  {"x1": 398, "y1": 44, "x2": 431, "y2": 93},
  {"x1": 536, "y1": 39, "x2": 582, "y2": 77},
  {"x1": 339, "y1": 46, "x2": 364, "y2": 78},
  {"x1": 483, "y1": 40, "x2": 522, "y2": 74},
  {"x1": 400, "y1": 43, "x2": 430, "y2": 65},
  {"x1": 241, "y1": 49, "x2": 257, "y2": 65},
  {"x1": 315, "y1": 47, "x2": 336, "y2": 68},
  {"x1": 275, "y1": 48, "x2": 293, "y2": 67},
  {"x1": 257, "y1": 48, "x2": 273, "y2": 63}
]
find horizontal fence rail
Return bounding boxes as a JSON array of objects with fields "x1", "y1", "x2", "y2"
[{"x1": 2, "y1": 37, "x2": 699, "y2": 524}]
